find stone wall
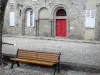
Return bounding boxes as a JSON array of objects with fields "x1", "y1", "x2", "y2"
[
  {"x1": 3, "y1": 0, "x2": 87, "y2": 39},
  {"x1": 95, "y1": 3, "x2": 100, "y2": 40},
  {"x1": 3, "y1": 0, "x2": 22, "y2": 35},
  {"x1": 84, "y1": 28, "x2": 95, "y2": 40}
]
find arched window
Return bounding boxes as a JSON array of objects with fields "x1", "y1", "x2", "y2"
[
  {"x1": 26, "y1": 8, "x2": 34, "y2": 27},
  {"x1": 56, "y1": 9, "x2": 66, "y2": 16}
]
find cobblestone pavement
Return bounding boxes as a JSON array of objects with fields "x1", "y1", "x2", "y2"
[
  {"x1": 2, "y1": 36, "x2": 100, "y2": 66},
  {"x1": 0, "y1": 63, "x2": 100, "y2": 75}
]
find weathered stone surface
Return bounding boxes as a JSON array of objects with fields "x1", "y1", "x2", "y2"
[
  {"x1": 0, "y1": 62, "x2": 100, "y2": 75},
  {"x1": 3, "y1": 0, "x2": 87, "y2": 40},
  {"x1": 2, "y1": 36, "x2": 100, "y2": 66},
  {"x1": 95, "y1": 4, "x2": 100, "y2": 40}
]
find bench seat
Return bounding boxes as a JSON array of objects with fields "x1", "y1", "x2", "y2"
[
  {"x1": 10, "y1": 58, "x2": 54, "y2": 66},
  {"x1": 10, "y1": 49, "x2": 61, "y2": 75}
]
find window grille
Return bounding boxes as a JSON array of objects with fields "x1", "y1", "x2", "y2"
[{"x1": 56, "y1": 9, "x2": 66, "y2": 16}]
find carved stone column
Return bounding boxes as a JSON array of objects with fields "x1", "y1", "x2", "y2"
[
  {"x1": 50, "y1": 19, "x2": 55, "y2": 37},
  {"x1": 36, "y1": 19, "x2": 39, "y2": 36}
]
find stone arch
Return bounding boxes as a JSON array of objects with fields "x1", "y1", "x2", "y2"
[
  {"x1": 22, "y1": 7, "x2": 35, "y2": 35},
  {"x1": 51, "y1": 4, "x2": 69, "y2": 37},
  {"x1": 36, "y1": 6, "x2": 50, "y2": 20},
  {"x1": 22, "y1": 6, "x2": 34, "y2": 15},
  {"x1": 38, "y1": 7, "x2": 50, "y2": 19},
  {"x1": 38, "y1": 7, "x2": 51, "y2": 36},
  {"x1": 56, "y1": 9, "x2": 66, "y2": 16},
  {"x1": 51, "y1": 4, "x2": 69, "y2": 19}
]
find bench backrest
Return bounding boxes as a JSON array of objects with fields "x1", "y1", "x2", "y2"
[
  {"x1": 17, "y1": 49, "x2": 37, "y2": 60},
  {"x1": 17, "y1": 49, "x2": 61, "y2": 63},
  {"x1": 37, "y1": 52, "x2": 59, "y2": 63}
]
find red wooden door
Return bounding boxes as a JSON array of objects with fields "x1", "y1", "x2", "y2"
[{"x1": 56, "y1": 19, "x2": 66, "y2": 37}]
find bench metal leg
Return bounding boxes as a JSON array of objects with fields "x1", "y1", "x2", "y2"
[
  {"x1": 10, "y1": 61, "x2": 15, "y2": 69},
  {"x1": 53, "y1": 65, "x2": 57, "y2": 75},
  {"x1": 57, "y1": 62, "x2": 60, "y2": 73},
  {"x1": 53, "y1": 63, "x2": 60, "y2": 75},
  {"x1": 16, "y1": 61, "x2": 20, "y2": 67}
]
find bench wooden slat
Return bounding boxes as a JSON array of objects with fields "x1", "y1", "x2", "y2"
[
  {"x1": 18, "y1": 49, "x2": 61, "y2": 55},
  {"x1": 16, "y1": 50, "x2": 59, "y2": 63},
  {"x1": 18, "y1": 50, "x2": 37, "y2": 53},
  {"x1": 10, "y1": 58, "x2": 54, "y2": 66},
  {"x1": 37, "y1": 55, "x2": 58, "y2": 63},
  {"x1": 18, "y1": 53, "x2": 37, "y2": 56},
  {"x1": 17, "y1": 56, "x2": 37, "y2": 60},
  {"x1": 10, "y1": 49, "x2": 61, "y2": 66},
  {"x1": 10, "y1": 49, "x2": 61, "y2": 75},
  {"x1": 18, "y1": 51, "x2": 37, "y2": 55},
  {"x1": 17, "y1": 50, "x2": 37, "y2": 60},
  {"x1": 37, "y1": 58, "x2": 58, "y2": 63},
  {"x1": 38, "y1": 54, "x2": 58, "y2": 57}
]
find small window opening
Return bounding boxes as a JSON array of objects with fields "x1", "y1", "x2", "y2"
[
  {"x1": 20, "y1": 10, "x2": 21, "y2": 16},
  {"x1": 56, "y1": 9, "x2": 66, "y2": 16}
]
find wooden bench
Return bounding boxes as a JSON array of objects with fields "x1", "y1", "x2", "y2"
[{"x1": 10, "y1": 49, "x2": 61, "y2": 75}]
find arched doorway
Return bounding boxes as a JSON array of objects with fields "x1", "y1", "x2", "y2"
[
  {"x1": 55, "y1": 9, "x2": 67, "y2": 37},
  {"x1": 38, "y1": 7, "x2": 50, "y2": 36},
  {"x1": 22, "y1": 8, "x2": 34, "y2": 35}
]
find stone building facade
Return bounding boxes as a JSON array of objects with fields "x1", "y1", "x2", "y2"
[
  {"x1": 84, "y1": 0, "x2": 100, "y2": 40},
  {"x1": 95, "y1": 3, "x2": 100, "y2": 40},
  {"x1": 3, "y1": 0, "x2": 87, "y2": 39}
]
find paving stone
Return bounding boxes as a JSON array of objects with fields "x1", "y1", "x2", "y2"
[
  {"x1": 0, "y1": 63, "x2": 100, "y2": 75},
  {"x1": 2, "y1": 36, "x2": 100, "y2": 66}
]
